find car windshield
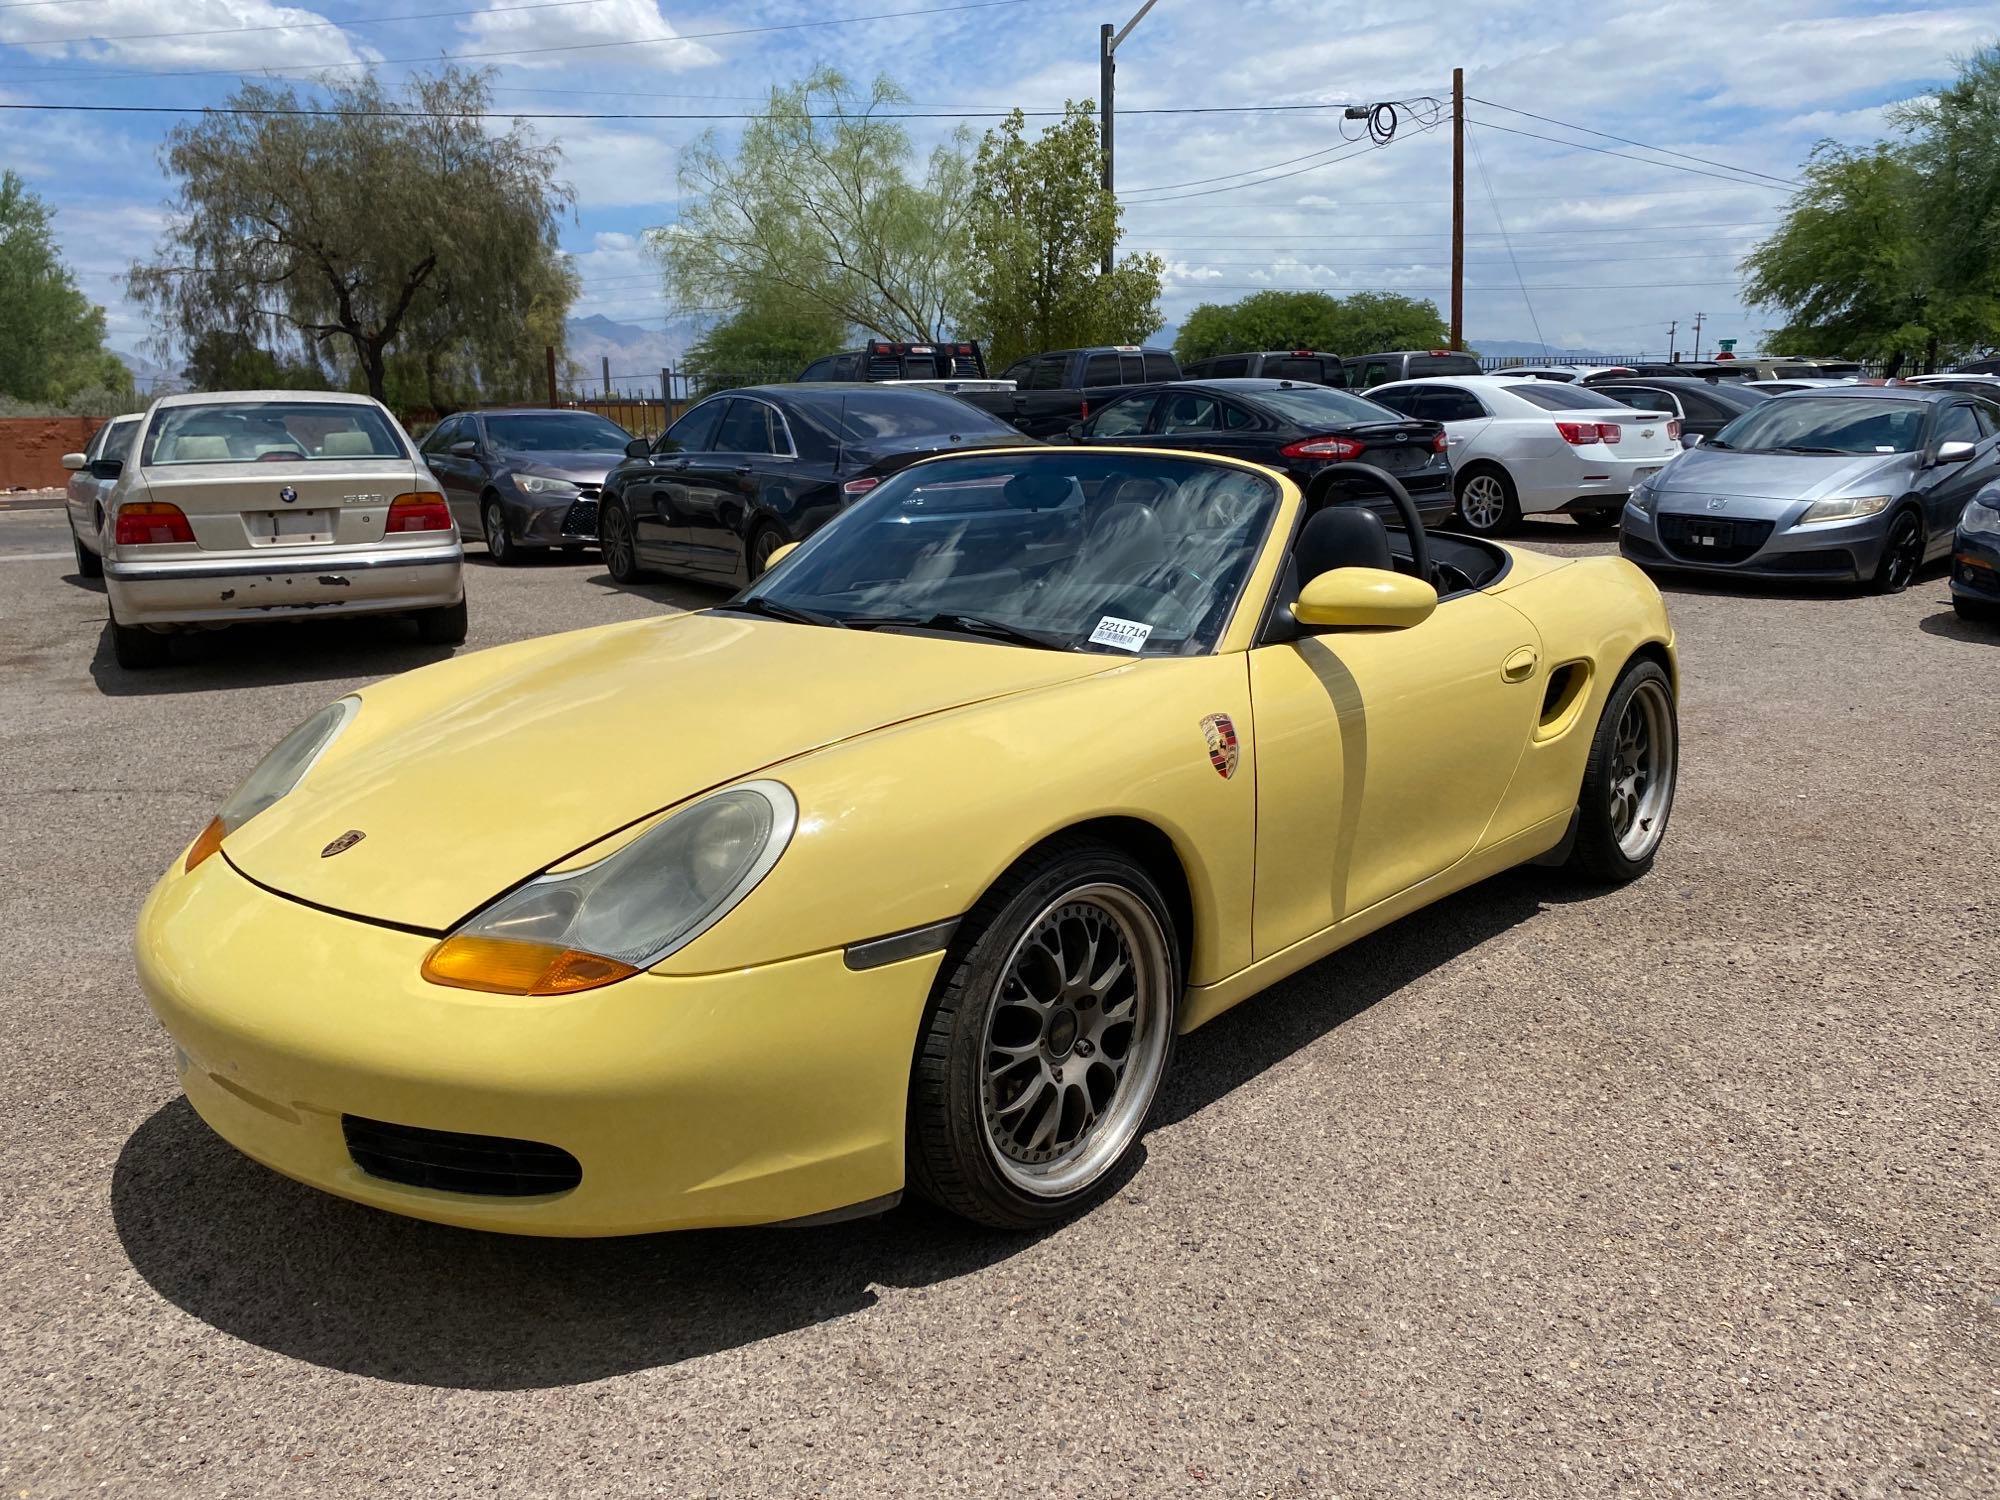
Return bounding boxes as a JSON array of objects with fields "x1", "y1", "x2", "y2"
[
  {"x1": 735, "y1": 453, "x2": 1280, "y2": 656},
  {"x1": 1710, "y1": 397, "x2": 1926, "y2": 455},
  {"x1": 484, "y1": 412, "x2": 631, "y2": 452},
  {"x1": 1504, "y1": 383, "x2": 1628, "y2": 411},
  {"x1": 141, "y1": 401, "x2": 403, "y2": 465},
  {"x1": 1249, "y1": 385, "x2": 1403, "y2": 426},
  {"x1": 800, "y1": 389, "x2": 1022, "y2": 445}
]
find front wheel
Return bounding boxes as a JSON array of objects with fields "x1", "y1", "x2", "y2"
[
  {"x1": 1568, "y1": 660, "x2": 1677, "y2": 882},
  {"x1": 748, "y1": 522, "x2": 786, "y2": 579},
  {"x1": 1871, "y1": 509, "x2": 1924, "y2": 594},
  {"x1": 600, "y1": 500, "x2": 649, "y2": 583},
  {"x1": 483, "y1": 499, "x2": 519, "y2": 566},
  {"x1": 1454, "y1": 467, "x2": 1520, "y2": 535},
  {"x1": 907, "y1": 837, "x2": 1180, "y2": 1229}
]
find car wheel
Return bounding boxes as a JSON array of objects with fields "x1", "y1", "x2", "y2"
[
  {"x1": 907, "y1": 836, "x2": 1180, "y2": 1229},
  {"x1": 749, "y1": 522, "x2": 786, "y2": 579},
  {"x1": 1454, "y1": 466, "x2": 1520, "y2": 535},
  {"x1": 600, "y1": 500, "x2": 648, "y2": 583},
  {"x1": 1568, "y1": 660, "x2": 1677, "y2": 883},
  {"x1": 1953, "y1": 596, "x2": 1999, "y2": 625},
  {"x1": 108, "y1": 606, "x2": 171, "y2": 669},
  {"x1": 414, "y1": 596, "x2": 468, "y2": 645},
  {"x1": 482, "y1": 498, "x2": 518, "y2": 566},
  {"x1": 1871, "y1": 510, "x2": 1924, "y2": 594},
  {"x1": 72, "y1": 526, "x2": 103, "y2": 579},
  {"x1": 1570, "y1": 508, "x2": 1619, "y2": 532}
]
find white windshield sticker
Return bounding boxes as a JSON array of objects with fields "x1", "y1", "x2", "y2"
[{"x1": 1088, "y1": 615, "x2": 1152, "y2": 652}]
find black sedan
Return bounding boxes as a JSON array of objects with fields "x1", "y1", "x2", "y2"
[
  {"x1": 419, "y1": 407, "x2": 636, "y2": 564},
  {"x1": 1070, "y1": 379, "x2": 1454, "y2": 526},
  {"x1": 1583, "y1": 376, "x2": 1772, "y2": 448},
  {"x1": 599, "y1": 385, "x2": 1036, "y2": 585}
]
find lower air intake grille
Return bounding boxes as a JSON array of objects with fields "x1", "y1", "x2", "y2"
[
  {"x1": 342, "y1": 1115, "x2": 582, "y2": 1197},
  {"x1": 560, "y1": 498, "x2": 600, "y2": 537},
  {"x1": 1656, "y1": 512, "x2": 1774, "y2": 566}
]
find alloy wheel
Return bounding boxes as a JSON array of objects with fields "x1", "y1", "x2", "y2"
[
  {"x1": 1459, "y1": 474, "x2": 1509, "y2": 531},
  {"x1": 1881, "y1": 515, "x2": 1922, "y2": 592},
  {"x1": 602, "y1": 504, "x2": 634, "y2": 578},
  {"x1": 484, "y1": 502, "x2": 511, "y2": 563},
  {"x1": 979, "y1": 883, "x2": 1172, "y2": 1198},
  {"x1": 1608, "y1": 678, "x2": 1675, "y2": 861}
]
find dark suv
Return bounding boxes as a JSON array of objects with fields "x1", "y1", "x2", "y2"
[
  {"x1": 1180, "y1": 350, "x2": 1348, "y2": 387},
  {"x1": 1346, "y1": 349, "x2": 1483, "y2": 389}
]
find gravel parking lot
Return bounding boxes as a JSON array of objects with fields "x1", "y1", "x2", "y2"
[{"x1": 2, "y1": 503, "x2": 1995, "y2": 1498}]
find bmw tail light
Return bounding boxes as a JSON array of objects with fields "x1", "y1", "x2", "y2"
[
  {"x1": 385, "y1": 492, "x2": 451, "y2": 532},
  {"x1": 1280, "y1": 435, "x2": 1366, "y2": 460},
  {"x1": 114, "y1": 502, "x2": 194, "y2": 545}
]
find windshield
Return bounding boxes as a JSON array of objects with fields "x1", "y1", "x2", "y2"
[
  {"x1": 1251, "y1": 385, "x2": 1404, "y2": 426},
  {"x1": 1710, "y1": 397, "x2": 1926, "y2": 455},
  {"x1": 141, "y1": 401, "x2": 404, "y2": 466},
  {"x1": 737, "y1": 453, "x2": 1280, "y2": 656},
  {"x1": 484, "y1": 412, "x2": 631, "y2": 452}
]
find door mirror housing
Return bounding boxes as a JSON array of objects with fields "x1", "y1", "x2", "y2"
[
  {"x1": 448, "y1": 440, "x2": 479, "y2": 458},
  {"x1": 763, "y1": 541, "x2": 800, "y2": 571},
  {"x1": 61, "y1": 451, "x2": 88, "y2": 471},
  {"x1": 1292, "y1": 567, "x2": 1437, "y2": 630},
  {"x1": 89, "y1": 458, "x2": 123, "y2": 481},
  {"x1": 1681, "y1": 433, "x2": 1704, "y2": 449},
  {"x1": 625, "y1": 436, "x2": 652, "y2": 459},
  {"x1": 1933, "y1": 439, "x2": 1976, "y2": 466},
  {"x1": 1065, "y1": 422, "x2": 1086, "y2": 442}
]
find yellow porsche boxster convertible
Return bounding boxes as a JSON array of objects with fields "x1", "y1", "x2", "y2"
[{"x1": 136, "y1": 448, "x2": 1677, "y2": 1234}]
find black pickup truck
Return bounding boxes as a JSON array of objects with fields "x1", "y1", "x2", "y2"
[{"x1": 971, "y1": 345, "x2": 1183, "y2": 438}]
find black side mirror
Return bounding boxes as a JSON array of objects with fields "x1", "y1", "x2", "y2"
[
  {"x1": 1065, "y1": 422, "x2": 1086, "y2": 442},
  {"x1": 625, "y1": 437, "x2": 651, "y2": 459},
  {"x1": 89, "y1": 458, "x2": 123, "y2": 481},
  {"x1": 449, "y1": 440, "x2": 478, "y2": 458}
]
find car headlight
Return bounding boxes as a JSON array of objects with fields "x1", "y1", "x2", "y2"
[
  {"x1": 516, "y1": 475, "x2": 579, "y2": 496},
  {"x1": 1961, "y1": 498, "x2": 2000, "y2": 536},
  {"x1": 1798, "y1": 493, "x2": 1890, "y2": 525},
  {"x1": 184, "y1": 697, "x2": 360, "y2": 871},
  {"x1": 1627, "y1": 474, "x2": 1659, "y2": 517},
  {"x1": 421, "y1": 780, "x2": 798, "y2": 996}
]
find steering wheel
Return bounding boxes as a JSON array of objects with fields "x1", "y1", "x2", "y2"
[{"x1": 1300, "y1": 462, "x2": 1433, "y2": 586}]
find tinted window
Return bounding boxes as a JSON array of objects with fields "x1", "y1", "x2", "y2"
[
  {"x1": 1159, "y1": 392, "x2": 1222, "y2": 433},
  {"x1": 1142, "y1": 352, "x2": 1178, "y2": 381},
  {"x1": 1221, "y1": 402, "x2": 1257, "y2": 430},
  {"x1": 1405, "y1": 354, "x2": 1482, "y2": 378},
  {"x1": 420, "y1": 415, "x2": 462, "y2": 453},
  {"x1": 1121, "y1": 354, "x2": 1146, "y2": 384},
  {"x1": 1937, "y1": 404, "x2": 1981, "y2": 445},
  {"x1": 1971, "y1": 402, "x2": 1999, "y2": 437},
  {"x1": 1598, "y1": 385, "x2": 1682, "y2": 417},
  {"x1": 1251, "y1": 385, "x2": 1405, "y2": 427},
  {"x1": 1354, "y1": 360, "x2": 1393, "y2": 388},
  {"x1": 1504, "y1": 382, "x2": 1628, "y2": 411},
  {"x1": 1268, "y1": 357, "x2": 1327, "y2": 382},
  {"x1": 659, "y1": 399, "x2": 725, "y2": 454},
  {"x1": 93, "y1": 415, "x2": 139, "y2": 461},
  {"x1": 798, "y1": 389, "x2": 1019, "y2": 445},
  {"x1": 1209, "y1": 357, "x2": 1250, "y2": 378},
  {"x1": 142, "y1": 400, "x2": 403, "y2": 465},
  {"x1": 713, "y1": 400, "x2": 785, "y2": 455},
  {"x1": 1088, "y1": 393, "x2": 1156, "y2": 437},
  {"x1": 1418, "y1": 387, "x2": 1488, "y2": 422},
  {"x1": 1028, "y1": 357, "x2": 1066, "y2": 391},
  {"x1": 1367, "y1": 386, "x2": 1421, "y2": 417},
  {"x1": 798, "y1": 357, "x2": 838, "y2": 381},
  {"x1": 1082, "y1": 353, "x2": 1123, "y2": 387},
  {"x1": 484, "y1": 412, "x2": 632, "y2": 453},
  {"x1": 1001, "y1": 360, "x2": 1033, "y2": 384},
  {"x1": 1714, "y1": 397, "x2": 1926, "y2": 455}
]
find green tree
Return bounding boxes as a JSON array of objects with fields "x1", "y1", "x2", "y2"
[
  {"x1": 181, "y1": 329, "x2": 328, "y2": 391},
  {"x1": 0, "y1": 170, "x2": 130, "y2": 404},
  {"x1": 129, "y1": 68, "x2": 578, "y2": 403},
  {"x1": 683, "y1": 288, "x2": 850, "y2": 393},
  {"x1": 960, "y1": 103, "x2": 1163, "y2": 369},
  {"x1": 1174, "y1": 288, "x2": 1449, "y2": 363},
  {"x1": 1891, "y1": 45, "x2": 2000, "y2": 361},
  {"x1": 655, "y1": 69, "x2": 970, "y2": 342}
]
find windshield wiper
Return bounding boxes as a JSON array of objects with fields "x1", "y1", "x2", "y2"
[
  {"x1": 712, "y1": 596, "x2": 849, "y2": 629},
  {"x1": 1775, "y1": 445, "x2": 1850, "y2": 455},
  {"x1": 842, "y1": 611, "x2": 1071, "y2": 650},
  {"x1": 1702, "y1": 438, "x2": 1732, "y2": 450}
]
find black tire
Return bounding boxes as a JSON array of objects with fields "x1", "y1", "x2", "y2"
[
  {"x1": 414, "y1": 595, "x2": 468, "y2": 645},
  {"x1": 1568, "y1": 659, "x2": 1677, "y2": 883},
  {"x1": 482, "y1": 497, "x2": 519, "y2": 566},
  {"x1": 1570, "y1": 508, "x2": 1619, "y2": 532},
  {"x1": 1954, "y1": 596, "x2": 2000, "y2": 624},
  {"x1": 748, "y1": 522, "x2": 786, "y2": 579},
  {"x1": 907, "y1": 836, "x2": 1181, "y2": 1230},
  {"x1": 72, "y1": 525, "x2": 103, "y2": 579},
  {"x1": 108, "y1": 609, "x2": 171, "y2": 669},
  {"x1": 1871, "y1": 508, "x2": 1924, "y2": 594},
  {"x1": 600, "y1": 500, "x2": 649, "y2": 583},
  {"x1": 1453, "y1": 464, "x2": 1521, "y2": 536}
]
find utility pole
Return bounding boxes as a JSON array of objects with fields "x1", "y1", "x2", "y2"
[
  {"x1": 1691, "y1": 311, "x2": 1706, "y2": 362},
  {"x1": 1666, "y1": 320, "x2": 1677, "y2": 363},
  {"x1": 1450, "y1": 67, "x2": 1464, "y2": 350},
  {"x1": 1098, "y1": 0, "x2": 1160, "y2": 275}
]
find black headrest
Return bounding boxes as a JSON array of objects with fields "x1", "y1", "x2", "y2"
[{"x1": 1294, "y1": 504, "x2": 1392, "y2": 581}]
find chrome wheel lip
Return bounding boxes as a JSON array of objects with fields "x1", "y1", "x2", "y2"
[
  {"x1": 1459, "y1": 474, "x2": 1507, "y2": 531},
  {"x1": 978, "y1": 882, "x2": 1172, "y2": 1200},
  {"x1": 1609, "y1": 677, "x2": 1675, "y2": 861}
]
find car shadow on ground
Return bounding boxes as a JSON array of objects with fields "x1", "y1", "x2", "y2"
[
  {"x1": 60, "y1": 570, "x2": 106, "y2": 594},
  {"x1": 1917, "y1": 602, "x2": 2000, "y2": 643},
  {"x1": 86, "y1": 617, "x2": 459, "y2": 697},
  {"x1": 111, "y1": 866, "x2": 1571, "y2": 1390}
]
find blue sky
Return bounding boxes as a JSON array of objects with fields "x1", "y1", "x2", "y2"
[{"x1": 1, "y1": 0, "x2": 1991, "y2": 367}]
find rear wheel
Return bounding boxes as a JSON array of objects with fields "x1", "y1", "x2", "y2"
[
  {"x1": 748, "y1": 522, "x2": 786, "y2": 579},
  {"x1": 415, "y1": 595, "x2": 468, "y2": 645},
  {"x1": 907, "y1": 837, "x2": 1180, "y2": 1229},
  {"x1": 1871, "y1": 509, "x2": 1924, "y2": 594},
  {"x1": 108, "y1": 607, "x2": 170, "y2": 669},
  {"x1": 1954, "y1": 596, "x2": 1999, "y2": 624},
  {"x1": 483, "y1": 498, "x2": 519, "y2": 566},
  {"x1": 1454, "y1": 466, "x2": 1520, "y2": 535},
  {"x1": 1568, "y1": 660, "x2": 1676, "y2": 882},
  {"x1": 72, "y1": 526, "x2": 103, "y2": 579},
  {"x1": 600, "y1": 500, "x2": 649, "y2": 583}
]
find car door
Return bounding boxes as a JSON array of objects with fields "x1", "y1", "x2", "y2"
[
  {"x1": 626, "y1": 398, "x2": 726, "y2": 565},
  {"x1": 1921, "y1": 402, "x2": 2000, "y2": 549},
  {"x1": 1375, "y1": 384, "x2": 1493, "y2": 459},
  {"x1": 1247, "y1": 591, "x2": 1543, "y2": 959},
  {"x1": 420, "y1": 416, "x2": 478, "y2": 529},
  {"x1": 681, "y1": 397, "x2": 785, "y2": 576}
]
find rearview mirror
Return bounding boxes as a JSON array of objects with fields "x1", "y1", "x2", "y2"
[
  {"x1": 1933, "y1": 439, "x2": 1976, "y2": 466},
  {"x1": 89, "y1": 458, "x2": 123, "y2": 481},
  {"x1": 763, "y1": 541, "x2": 799, "y2": 570},
  {"x1": 1292, "y1": 567, "x2": 1437, "y2": 630},
  {"x1": 449, "y1": 440, "x2": 478, "y2": 458},
  {"x1": 61, "y1": 451, "x2": 87, "y2": 471},
  {"x1": 625, "y1": 437, "x2": 651, "y2": 459}
]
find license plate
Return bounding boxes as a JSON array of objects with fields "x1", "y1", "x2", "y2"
[
  {"x1": 1633, "y1": 466, "x2": 1661, "y2": 481},
  {"x1": 1686, "y1": 519, "x2": 1731, "y2": 547},
  {"x1": 249, "y1": 508, "x2": 334, "y2": 545}
]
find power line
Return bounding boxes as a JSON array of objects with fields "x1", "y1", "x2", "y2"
[
  {"x1": 1120, "y1": 221, "x2": 1782, "y2": 237},
  {"x1": 1467, "y1": 95, "x2": 1803, "y2": 190},
  {"x1": 1463, "y1": 115, "x2": 1799, "y2": 192},
  {"x1": 1122, "y1": 138, "x2": 1370, "y2": 195},
  {"x1": 1468, "y1": 122, "x2": 1545, "y2": 353},
  {"x1": 1120, "y1": 138, "x2": 1388, "y2": 203},
  {"x1": 1119, "y1": 95, "x2": 1443, "y2": 195},
  {"x1": 0, "y1": 97, "x2": 1444, "y2": 121}
]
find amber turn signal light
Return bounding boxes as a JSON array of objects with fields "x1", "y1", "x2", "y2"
[
  {"x1": 185, "y1": 816, "x2": 227, "y2": 872},
  {"x1": 420, "y1": 935, "x2": 639, "y2": 996}
]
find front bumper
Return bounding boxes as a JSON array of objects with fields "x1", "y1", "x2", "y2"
[
  {"x1": 1618, "y1": 501, "x2": 1886, "y2": 582},
  {"x1": 1952, "y1": 529, "x2": 2000, "y2": 602},
  {"x1": 136, "y1": 853, "x2": 941, "y2": 1235},
  {"x1": 506, "y1": 493, "x2": 601, "y2": 547},
  {"x1": 105, "y1": 540, "x2": 463, "y2": 627}
]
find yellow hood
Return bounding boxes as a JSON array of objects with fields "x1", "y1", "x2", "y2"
[{"x1": 223, "y1": 611, "x2": 1120, "y2": 930}]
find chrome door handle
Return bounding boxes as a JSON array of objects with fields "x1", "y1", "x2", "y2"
[{"x1": 1502, "y1": 646, "x2": 1539, "y2": 682}]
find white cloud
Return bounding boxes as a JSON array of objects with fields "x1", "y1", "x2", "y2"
[
  {"x1": 458, "y1": 0, "x2": 720, "y2": 73},
  {"x1": 0, "y1": 0, "x2": 369, "y2": 70}
]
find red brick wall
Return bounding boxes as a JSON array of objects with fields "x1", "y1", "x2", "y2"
[{"x1": 0, "y1": 416, "x2": 108, "y2": 491}]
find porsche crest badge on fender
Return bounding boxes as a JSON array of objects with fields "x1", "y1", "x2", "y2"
[
  {"x1": 1198, "y1": 713, "x2": 1239, "y2": 780},
  {"x1": 320, "y1": 829, "x2": 366, "y2": 858}
]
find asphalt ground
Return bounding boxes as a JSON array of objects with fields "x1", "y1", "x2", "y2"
[{"x1": 2, "y1": 503, "x2": 1995, "y2": 1498}]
